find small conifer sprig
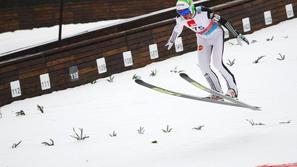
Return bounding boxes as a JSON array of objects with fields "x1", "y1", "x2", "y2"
[
  {"x1": 162, "y1": 125, "x2": 173, "y2": 133},
  {"x1": 70, "y1": 128, "x2": 89, "y2": 140}
]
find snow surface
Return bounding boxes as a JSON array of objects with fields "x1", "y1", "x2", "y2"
[
  {"x1": 0, "y1": 19, "x2": 123, "y2": 56},
  {"x1": 1, "y1": 18, "x2": 297, "y2": 167}
]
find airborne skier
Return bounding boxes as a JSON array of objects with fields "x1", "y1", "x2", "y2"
[{"x1": 166, "y1": 0, "x2": 249, "y2": 99}]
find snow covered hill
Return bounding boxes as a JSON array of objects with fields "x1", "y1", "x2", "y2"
[
  {"x1": 0, "y1": 18, "x2": 297, "y2": 167},
  {"x1": 0, "y1": 19, "x2": 123, "y2": 56}
]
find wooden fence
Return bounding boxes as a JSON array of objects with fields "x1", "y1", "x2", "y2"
[
  {"x1": 0, "y1": 0, "x2": 296, "y2": 106},
  {"x1": 0, "y1": 0, "x2": 231, "y2": 33}
]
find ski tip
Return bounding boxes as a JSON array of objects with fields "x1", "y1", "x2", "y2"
[
  {"x1": 179, "y1": 73, "x2": 188, "y2": 77},
  {"x1": 252, "y1": 106, "x2": 261, "y2": 111},
  {"x1": 135, "y1": 79, "x2": 143, "y2": 84}
]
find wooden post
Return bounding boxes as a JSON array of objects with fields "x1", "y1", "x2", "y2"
[{"x1": 58, "y1": 0, "x2": 64, "y2": 41}]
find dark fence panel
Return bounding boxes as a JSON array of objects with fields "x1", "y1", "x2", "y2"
[
  {"x1": 0, "y1": 0, "x2": 84, "y2": 8},
  {"x1": 0, "y1": 0, "x2": 232, "y2": 33}
]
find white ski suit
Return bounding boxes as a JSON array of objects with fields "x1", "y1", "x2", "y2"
[{"x1": 167, "y1": 6, "x2": 247, "y2": 95}]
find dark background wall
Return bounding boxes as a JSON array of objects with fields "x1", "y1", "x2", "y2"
[{"x1": 0, "y1": 0, "x2": 232, "y2": 33}]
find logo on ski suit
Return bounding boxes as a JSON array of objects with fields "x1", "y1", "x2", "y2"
[{"x1": 187, "y1": 19, "x2": 205, "y2": 32}]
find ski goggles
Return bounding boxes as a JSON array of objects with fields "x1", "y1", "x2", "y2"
[{"x1": 177, "y1": 8, "x2": 191, "y2": 16}]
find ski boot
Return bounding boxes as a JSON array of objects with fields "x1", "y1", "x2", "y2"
[
  {"x1": 225, "y1": 89, "x2": 238, "y2": 98},
  {"x1": 204, "y1": 95, "x2": 224, "y2": 101}
]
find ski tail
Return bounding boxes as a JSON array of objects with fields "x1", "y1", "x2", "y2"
[{"x1": 179, "y1": 73, "x2": 261, "y2": 111}]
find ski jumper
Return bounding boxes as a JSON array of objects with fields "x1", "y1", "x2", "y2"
[{"x1": 168, "y1": 6, "x2": 240, "y2": 95}]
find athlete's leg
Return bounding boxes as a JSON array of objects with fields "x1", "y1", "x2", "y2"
[
  {"x1": 197, "y1": 36, "x2": 223, "y2": 93},
  {"x1": 211, "y1": 28, "x2": 238, "y2": 95}
]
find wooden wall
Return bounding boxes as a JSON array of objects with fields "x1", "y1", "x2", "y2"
[
  {"x1": 0, "y1": 0, "x2": 232, "y2": 33},
  {"x1": 0, "y1": 0, "x2": 296, "y2": 106}
]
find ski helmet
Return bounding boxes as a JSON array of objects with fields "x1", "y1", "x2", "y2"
[{"x1": 176, "y1": 0, "x2": 195, "y2": 17}]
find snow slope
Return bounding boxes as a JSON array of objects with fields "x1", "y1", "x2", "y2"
[
  {"x1": 0, "y1": 19, "x2": 123, "y2": 55},
  {"x1": 1, "y1": 18, "x2": 297, "y2": 167}
]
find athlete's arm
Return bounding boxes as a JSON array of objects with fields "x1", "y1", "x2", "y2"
[
  {"x1": 199, "y1": 6, "x2": 249, "y2": 45},
  {"x1": 166, "y1": 17, "x2": 184, "y2": 50}
]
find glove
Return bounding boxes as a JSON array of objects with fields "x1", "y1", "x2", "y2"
[
  {"x1": 237, "y1": 34, "x2": 250, "y2": 46},
  {"x1": 165, "y1": 41, "x2": 174, "y2": 50}
]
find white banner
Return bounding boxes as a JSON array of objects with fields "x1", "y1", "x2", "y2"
[
  {"x1": 175, "y1": 37, "x2": 184, "y2": 52},
  {"x1": 40, "y1": 73, "x2": 51, "y2": 90},
  {"x1": 10, "y1": 80, "x2": 21, "y2": 98},
  {"x1": 149, "y1": 44, "x2": 159, "y2": 59},
  {"x1": 264, "y1": 11, "x2": 272, "y2": 25},
  {"x1": 69, "y1": 66, "x2": 79, "y2": 81},
  {"x1": 96, "y1": 58, "x2": 107, "y2": 74},
  {"x1": 242, "y1": 17, "x2": 251, "y2": 32},
  {"x1": 286, "y1": 4, "x2": 294, "y2": 18},
  {"x1": 123, "y1": 51, "x2": 133, "y2": 67}
]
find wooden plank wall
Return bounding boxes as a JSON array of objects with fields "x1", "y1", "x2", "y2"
[
  {"x1": 0, "y1": 0, "x2": 232, "y2": 33},
  {"x1": 0, "y1": 0, "x2": 296, "y2": 106}
]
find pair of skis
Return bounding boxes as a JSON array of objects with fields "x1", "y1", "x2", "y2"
[{"x1": 135, "y1": 73, "x2": 260, "y2": 111}]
